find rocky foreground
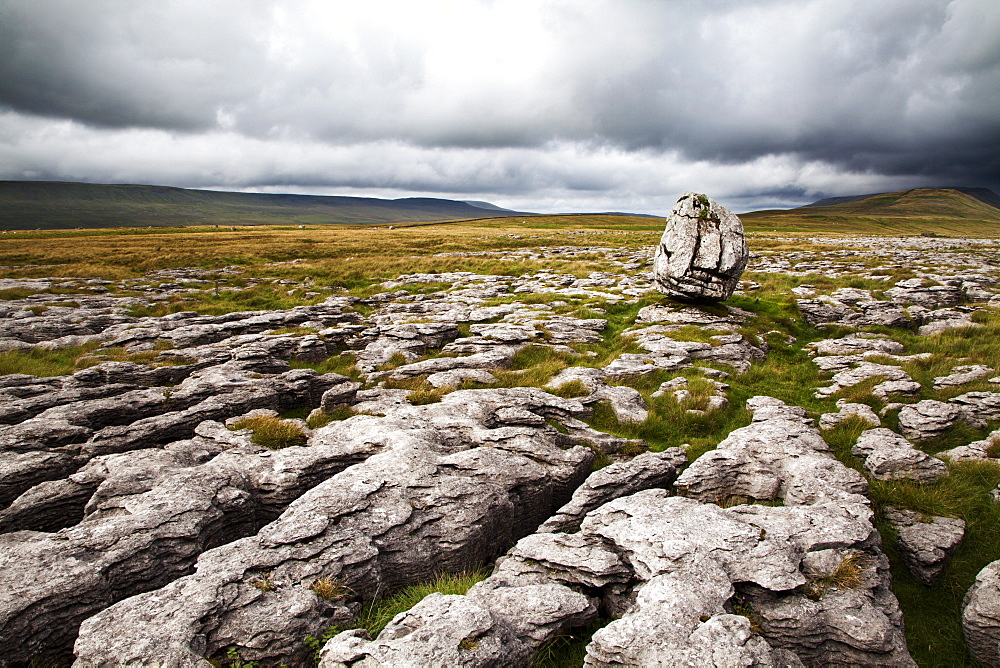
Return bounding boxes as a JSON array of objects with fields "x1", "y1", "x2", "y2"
[{"x1": 1, "y1": 234, "x2": 1000, "y2": 665}]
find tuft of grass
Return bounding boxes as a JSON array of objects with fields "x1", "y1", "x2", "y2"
[
  {"x1": 290, "y1": 352, "x2": 362, "y2": 382},
  {"x1": 0, "y1": 345, "x2": 92, "y2": 377},
  {"x1": 489, "y1": 345, "x2": 582, "y2": 388},
  {"x1": 377, "y1": 352, "x2": 410, "y2": 372},
  {"x1": 230, "y1": 415, "x2": 307, "y2": 450},
  {"x1": 0, "y1": 342, "x2": 186, "y2": 377},
  {"x1": 249, "y1": 573, "x2": 275, "y2": 592},
  {"x1": 801, "y1": 553, "x2": 870, "y2": 600},
  {"x1": 309, "y1": 577, "x2": 351, "y2": 601},
  {"x1": 531, "y1": 617, "x2": 610, "y2": 667},
  {"x1": 306, "y1": 406, "x2": 355, "y2": 429},
  {"x1": 729, "y1": 593, "x2": 764, "y2": 635},
  {"x1": 549, "y1": 379, "x2": 590, "y2": 398},
  {"x1": 355, "y1": 570, "x2": 488, "y2": 639},
  {"x1": 381, "y1": 376, "x2": 454, "y2": 405},
  {"x1": 269, "y1": 326, "x2": 320, "y2": 336}
]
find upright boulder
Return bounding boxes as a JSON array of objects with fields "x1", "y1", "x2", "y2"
[{"x1": 653, "y1": 192, "x2": 749, "y2": 302}]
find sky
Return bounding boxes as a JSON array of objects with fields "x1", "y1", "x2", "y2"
[{"x1": 0, "y1": 0, "x2": 998, "y2": 215}]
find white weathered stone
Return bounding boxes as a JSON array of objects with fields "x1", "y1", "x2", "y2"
[
  {"x1": 653, "y1": 193, "x2": 748, "y2": 303},
  {"x1": 852, "y1": 428, "x2": 948, "y2": 483},
  {"x1": 963, "y1": 559, "x2": 1000, "y2": 666},
  {"x1": 884, "y1": 506, "x2": 964, "y2": 585}
]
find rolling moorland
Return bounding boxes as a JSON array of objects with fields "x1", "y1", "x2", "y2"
[
  {"x1": 0, "y1": 181, "x2": 532, "y2": 229},
  {"x1": 0, "y1": 187, "x2": 999, "y2": 665}
]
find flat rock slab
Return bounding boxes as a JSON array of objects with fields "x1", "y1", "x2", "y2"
[
  {"x1": 71, "y1": 389, "x2": 603, "y2": 666},
  {"x1": 897, "y1": 400, "x2": 964, "y2": 441},
  {"x1": 852, "y1": 428, "x2": 948, "y2": 483}
]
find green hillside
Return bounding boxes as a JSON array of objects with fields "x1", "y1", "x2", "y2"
[
  {"x1": 742, "y1": 188, "x2": 1000, "y2": 236},
  {"x1": 0, "y1": 181, "x2": 527, "y2": 230}
]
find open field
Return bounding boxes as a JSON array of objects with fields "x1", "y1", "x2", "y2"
[{"x1": 1, "y1": 207, "x2": 1000, "y2": 665}]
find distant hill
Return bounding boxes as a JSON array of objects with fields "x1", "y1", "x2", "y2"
[
  {"x1": 0, "y1": 181, "x2": 532, "y2": 230},
  {"x1": 742, "y1": 188, "x2": 1000, "y2": 236},
  {"x1": 805, "y1": 187, "x2": 1000, "y2": 210}
]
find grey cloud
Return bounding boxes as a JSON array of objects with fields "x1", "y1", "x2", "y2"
[
  {"x1": 0, "y1": 1, "x2": 271, "y2": 130},
  {"x1": 0, "y1": 0, "x2": 997, "y2": 207}
]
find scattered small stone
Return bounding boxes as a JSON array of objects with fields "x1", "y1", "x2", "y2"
[
  {"x1": 852, "y1": 428, "x2": 948, "y2": 483},
  {"x1": 884, "y1": 506, "x2": 965, "y2": 585},
  {"x1": 933, "y1": 365, "x2": 993, "y2": 389}
]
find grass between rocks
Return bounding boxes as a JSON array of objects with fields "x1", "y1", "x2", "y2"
[
  {"x1": 228, "y1": 415, "x2": 307, "y2": 450},
  {"x1": 301, "y1": 570, "x2": 488, "y2": 664},
  {"x1": 824, "y1": 418, "x2": 1000, "y2": 666},
  {"x1": 5, "y1": 220, "x2": 1000, "y2": 665},
  {"x1": 0, "y1": 342, "x2": 182, "y2": 377}
]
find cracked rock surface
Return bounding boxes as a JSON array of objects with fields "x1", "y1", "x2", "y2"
[
  {"x1": 884, "y1": 506, "x2": 965, "y2": 585},
  {"x1": 71, "y1": 389, "x2": 606, "y2": 665},
  {"x1": 1, "y1": 233, "x2": 999, "y2": 665},
  {"x1": 653, "y1": 192, "x2": 749, "y2": 303},
  {"x1": 321, "y1": 397, "x2": 914, "y2": 667},
  {"x1": 963, "y1": 559, "x2": 1000, "y2": 667}
]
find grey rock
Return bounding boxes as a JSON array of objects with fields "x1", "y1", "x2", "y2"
[
  {"x1": 815, "y1": 362, "x2": 914, "y2": 399},
  {"x1": 819, "y1": 402, "x2": 880, "y2": 431},
  {"x1": 373, "y1": 348, "x2": 518, "y2": 384},
  {"x1": 538, "y1": 449, "x2": 686, "y2": 533},
  {"x1": 886, "y1": 283, "x2": 964, "y2": 309},
  {"x1": 951, "y1": 391, "x2": 1000, "y2": 422},
  {"x1": 963, "y1": 559, "x2": 1000, "y2": 666},
  {"x1": 918, "y1": 317, "x2": 981, "y2": 336},
  {"x1": 583, "y1": 491, "x2": 911, "y2": 666},
  {"x1": 897, "y1": 400, "x2": 965, "y2": 440},
  {"x1": 0, "y1": 430, "x2": 377, "y2": 661},
  {"x1": 852, "y1": 428, "x2": 948, "y2": 483},
  {"x1": 884, "y1": 506, "x2": 965, "y2": 585},
  {"x1": 319, "y1": 375, "x2": 362, "y2": 412},
  {"x1": 653, "y1": 192, "x2": 749, "y2": 302},
  {"x1": 426, "y1": 368, "x2": 498, "y2": 388},
  {"x1": 675, "y1": 397, "x2": 868, "y2": 506},
  {"x1": 584, "y1": 557, "x2": 783, "y2": 667},
  {"x1": 797, "y1": 298, "x2": 912, "y2": 329},
  {"x1": 934, "y1": 365, "x2": 994, "y2": 389},
  {"x1": 71, "y1": 389, "x2": 598, "y2": 666},
  {"x1": 353, "y1": 322, "x2": 461, "y2": 375},
  {"x1": 808, "y1": 335, "x2": 904, "y2": 357},
  {"x1": 0, "y1": 450, "x2": 83, "y2": 508},
  {"x1": 939, "y1": 429, "x2": 1000, "y2": 462},
  {"x1": 320, "y1": 585, "x2": 593, "y2": 668},
  {"x1": 635, "y1": 304, "x2": 746, "y2": 327},
  {"x1": 872, "y1": 379, "x2": 923, "y2": 400}
]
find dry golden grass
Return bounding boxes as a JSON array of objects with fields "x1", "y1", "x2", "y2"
[
  {"x1": 229, "y1": 415, "x2": 307, "y2": 449},
  {"x1": 309, "y1": 577, "x2": 351, "y2": 600},
  {"x1": 0, "y1": 222, "x2": 647, "y2": 284}
]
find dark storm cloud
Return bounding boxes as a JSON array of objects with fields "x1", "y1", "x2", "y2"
[{"x1": 0, "y1": 0, "x2": 997, "y2": 212}]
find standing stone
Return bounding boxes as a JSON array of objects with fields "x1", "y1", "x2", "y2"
[{"x1": 653, "y1": 192, "x2": 749, "y2": 302}]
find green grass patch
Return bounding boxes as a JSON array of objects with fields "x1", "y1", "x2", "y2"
[
  {"x1": 229, "y1": 415, "x2": 308, "y2": 449},
  {"x1": 354, "y1": 570, "x2": 488, "y2": 639},
  {"x1": 531, "y1": 618, "x2": 610, "y2": 667},
  {"x1": 290, "y1": 353, "x2": 362, "y2": 381},
  {"x1": 872, "y1": 461, "x2": 1000, "y2": 667},
  {"x1": 0, "y1": 346, "x2": 91, "y2": 377}
]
